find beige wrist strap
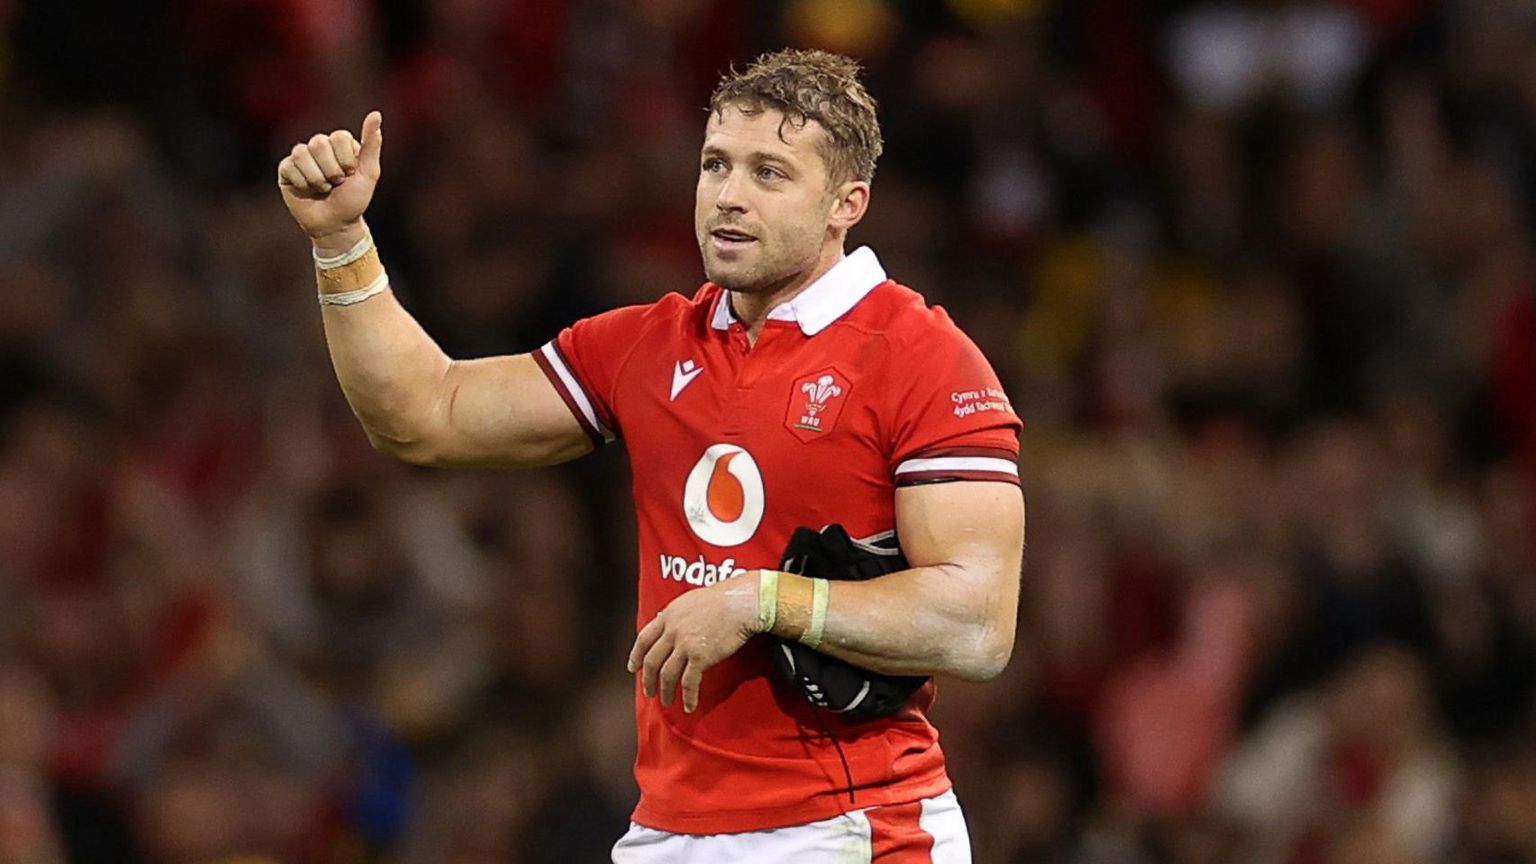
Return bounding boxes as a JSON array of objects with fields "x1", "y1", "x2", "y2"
[
  {"x1": 757, "y1": 570, "x2": 780, "y2": 633},
  {"x1": 315, "y1": 241, "x2": 387, "y2": 304},
  {"x1": 319, "y1": 271, "x2": 390, "y2": 306},
  {"x1": 758, "y1": 571, "x2": 830, "y2": 647},
  {"x1": 802, "y1": 578, "x2": 830, "y2": 649}
]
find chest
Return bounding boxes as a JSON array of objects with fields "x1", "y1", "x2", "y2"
[{"x1": 614, "y1": 323, "x2": 897, "y2": 544}]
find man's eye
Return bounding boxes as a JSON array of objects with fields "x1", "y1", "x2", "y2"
[
  {"x1": 757, "y1": 167, "x2": 783, "y2": 181},
  {"x1": 703, "y1": 159, "x2": 725, "y2": 173}
]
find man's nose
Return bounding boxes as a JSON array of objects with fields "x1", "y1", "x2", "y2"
[{"x1": 714, "y1": 171, "x2": 747, "y2": 213}]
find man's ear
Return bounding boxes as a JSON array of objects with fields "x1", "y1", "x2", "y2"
[{"x1": 828, "y1": 180, "x2": 871, "y2": 232}]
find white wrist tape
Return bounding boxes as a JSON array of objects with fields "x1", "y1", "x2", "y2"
[
  {"x1": 313, "y1": 232, "x2": 374, "y2": 269},
  {"x1": 319, "y1": 270, "x2": 390, "y2": 306}
]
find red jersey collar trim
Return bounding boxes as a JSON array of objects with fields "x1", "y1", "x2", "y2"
[{"x1": 709, "y1": 246, "x2": 887, "y2": 336}]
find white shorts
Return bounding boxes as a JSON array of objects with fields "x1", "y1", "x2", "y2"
[{"x1": 611, "y1": 788, "x2": 971, "y2": 864}]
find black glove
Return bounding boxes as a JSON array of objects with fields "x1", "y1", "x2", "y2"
[{"x1": 770, "y1": 524, "x2": 928, "y2": 722}]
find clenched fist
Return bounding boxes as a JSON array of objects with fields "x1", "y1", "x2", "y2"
[{"x1": 277, "y1": 111, "x2": 383, "y2": 246}]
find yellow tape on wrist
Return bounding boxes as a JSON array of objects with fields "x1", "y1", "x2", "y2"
[
  {"x1": 316, "y1": 246, "x2": 385, "y2": 296},
  {"x1": 801, "y1": 578, "x2": 829, "y2": 649},
  {"x1": 757, "y1": 570, "x2": 780, "y2": 634}
]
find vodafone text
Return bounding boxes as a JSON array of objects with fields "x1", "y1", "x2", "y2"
[{"x1": 658, "y1": 553, "x2": 753, "y2": 586}]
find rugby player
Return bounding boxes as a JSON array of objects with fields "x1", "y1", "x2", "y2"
[{"x1": 277, "y1": 48, "x2": 1025, "y2": 863}]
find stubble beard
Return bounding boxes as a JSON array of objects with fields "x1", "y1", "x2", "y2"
[
  {"x1": 702, "y1": 250, "x2": 743, "y2": 290},
  {"x1": 702, "y1": 245, "x2": 774, "y2": 293},
  {"x1": 701, "y1": 228, "x2": 822, "y2": 295},
  {"x1": 706, "y1": 259, "x2": 771, "y2": 293}
]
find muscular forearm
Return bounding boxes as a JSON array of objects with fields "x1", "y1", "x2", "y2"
[
  {"x1": 282, "y1": 115, "x2": 591, "y2": 470},
  {"x1": 764, "y1": 563, "x2": 1018, "y2": 681},
  {"x1": 315, "y1": 222, "x2": 453, "y2": 460}
]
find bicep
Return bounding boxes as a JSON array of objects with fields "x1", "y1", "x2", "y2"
[
  {"x1": 428, "y1": 352, "x2": 595, "y2": 468},
  {"x1": 895, "y1": 481, "x2": 1025, "y2": 614}
]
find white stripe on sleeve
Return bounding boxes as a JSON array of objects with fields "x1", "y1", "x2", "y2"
[
  {"x1": 540, "y1": 342, "x2": 614, "y2": 442},
  {"x1": 893, "y1": 456, "x2": 1019, "y2": 477}
]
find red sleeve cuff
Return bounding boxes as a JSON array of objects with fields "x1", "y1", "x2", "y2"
[{"x1": 892, "y1": 446, "x2": 1020, "y2": 487}]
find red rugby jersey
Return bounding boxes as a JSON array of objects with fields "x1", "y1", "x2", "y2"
[{"x1": 533, "y1": 247, "x2": 1022, "y2": 834}]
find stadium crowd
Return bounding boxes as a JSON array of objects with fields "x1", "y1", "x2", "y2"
[{"x1": 0, "y1": 0, "x2": 1534, "y2": 861}]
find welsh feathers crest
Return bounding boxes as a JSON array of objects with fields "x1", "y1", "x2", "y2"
[
  {"x1": 785, "y1": 368, "x2": 852, "y2": 442},
  {"x1": 801, "y1": 375, "x2": 843, "y2": 415}
]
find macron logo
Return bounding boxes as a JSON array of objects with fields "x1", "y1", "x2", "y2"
[{"x1": 671, "y1": 359, "x2": 703, "y2": 401}]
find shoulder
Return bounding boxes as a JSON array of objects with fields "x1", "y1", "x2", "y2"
[
  {"x1": 845, "y1": 281, "x2": 982, "y2": 356},
  {"x1": 644, "y1": 283, "x2": 722, "y2": 331},
  {"x1": 575, "y1": 284, "x2": 716, "y2": 336}
]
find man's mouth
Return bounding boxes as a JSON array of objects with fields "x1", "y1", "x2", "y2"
[{"x1": 710, "y1": 227, "x2": 757, "y2": 248}]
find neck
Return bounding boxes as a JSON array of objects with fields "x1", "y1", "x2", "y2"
[{"x1": 730, "y1": 243, "x2": 846, "y2": 342}]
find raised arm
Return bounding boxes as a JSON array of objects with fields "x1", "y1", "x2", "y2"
[{"x1": 277, "y1": 112, "x2": 592, "y2": 468}]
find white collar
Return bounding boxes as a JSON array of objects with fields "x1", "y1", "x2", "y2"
[{"x1": 710, "y1": 246, "x2": 887, "y2": 336}]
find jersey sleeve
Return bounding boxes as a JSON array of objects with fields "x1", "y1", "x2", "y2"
[
  {"x1": 885, "y1": 319, "x2": 1023, "y2": 487},
  {"x1": 532, "y1": 304, "x2": 650, "y2": 446}
]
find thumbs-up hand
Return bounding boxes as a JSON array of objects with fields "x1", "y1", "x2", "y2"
[{"x1": 278, "y1": 111, "x2": 384, "y2": 242}]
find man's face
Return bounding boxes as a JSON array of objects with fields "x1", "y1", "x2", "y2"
[{"x1": 695, "y1": 104, "x2": 839, "y2": 293}]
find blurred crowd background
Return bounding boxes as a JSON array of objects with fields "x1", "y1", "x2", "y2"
[{"x1": 1, "y1": 0, "x2": 1534, "y2": 862}]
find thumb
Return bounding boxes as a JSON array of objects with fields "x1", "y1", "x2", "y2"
[{"x1": 359, "y1": 110, "x2": 383, "y2": 175}]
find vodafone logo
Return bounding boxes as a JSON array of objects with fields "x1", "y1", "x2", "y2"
[{"x1": 683, "y1": 444, "x2": 765, "y2": 547}]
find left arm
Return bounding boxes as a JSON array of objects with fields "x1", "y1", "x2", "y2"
[
  {"x1": 629, "y1": 480, "x2": 1025, "y2": 712},
  {"x1": 795, "y1": 480, "x2": 1024, "y2": 681}
]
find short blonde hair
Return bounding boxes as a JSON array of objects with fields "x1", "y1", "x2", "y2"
[{"x1": 709, "y1": 48, "x2": 884, "y2": 185}]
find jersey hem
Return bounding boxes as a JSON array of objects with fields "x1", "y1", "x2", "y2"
[{"x1": 629, "y1": 769, "x2": 952, "y2": 836}]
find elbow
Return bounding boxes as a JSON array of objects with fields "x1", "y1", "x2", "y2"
[
  {"x1": 949, "y1": 623, "x2": 1016, "y2": 683},
  {"x1": 365, "y1": 427, "x2": 444, "y2": 467},
  {"x1": 941, "y1": 570, "x2": 1019, "y2": 681}
]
